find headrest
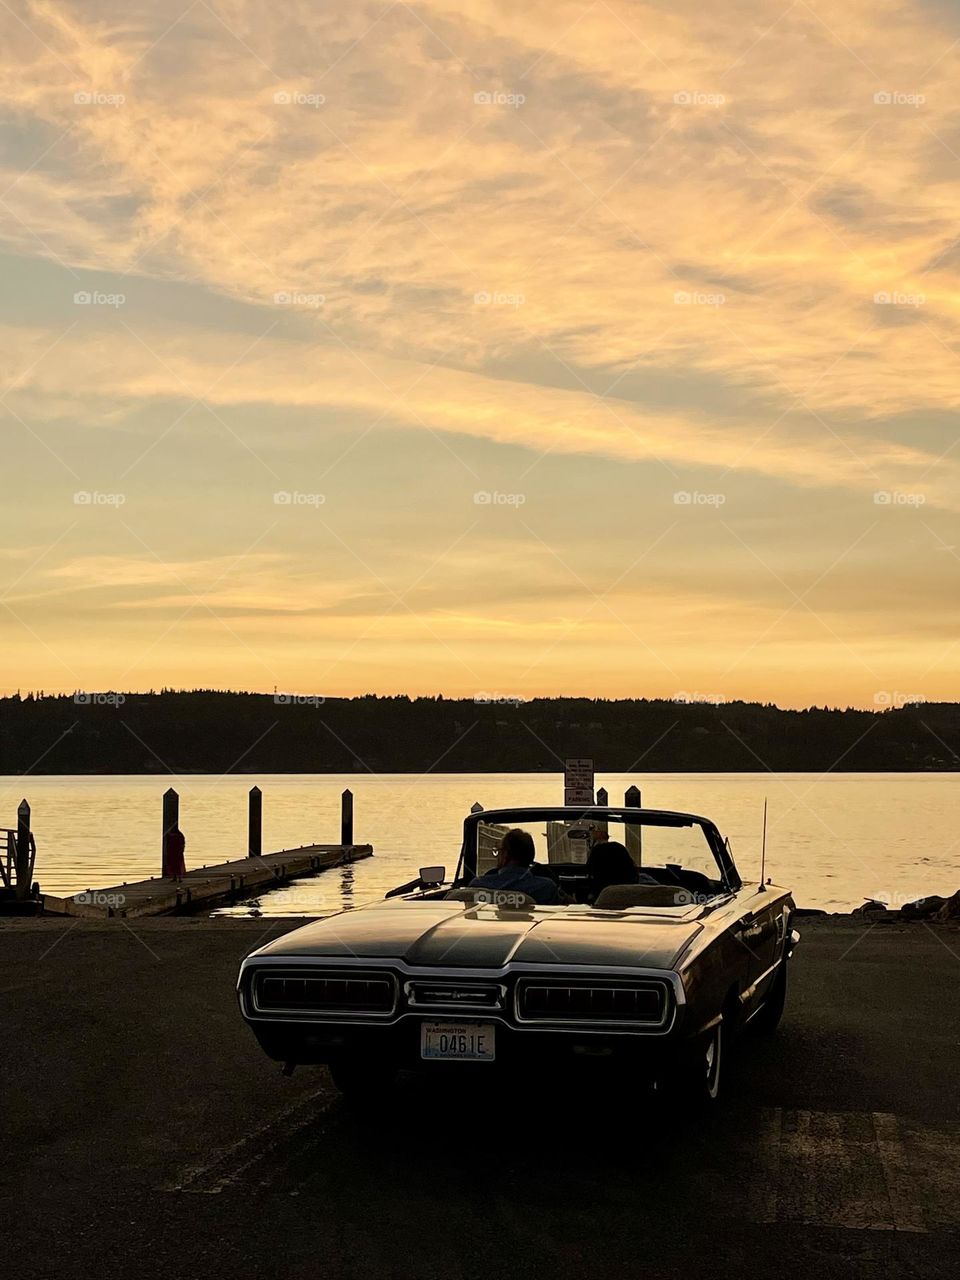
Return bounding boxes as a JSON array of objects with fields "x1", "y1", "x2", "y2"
[
  {"x1": 445, "y1": 887, "x2": 537, "y2": 909},
  {"x1": 594, "y1": 884, "x2": 694, "y2": 909}
]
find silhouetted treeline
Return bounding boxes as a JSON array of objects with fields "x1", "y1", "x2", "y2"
[{"x1": 0, "y1": 691, "x2": 957, "y2": 775}]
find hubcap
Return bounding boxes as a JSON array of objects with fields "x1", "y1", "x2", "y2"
[{"x1": 705, "y1": 1026, "x2": 721, "y2": 1098}]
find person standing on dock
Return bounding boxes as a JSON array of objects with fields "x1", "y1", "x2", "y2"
[{"x1": 163, "y1": 825, "x2": 187, "y2": 882}]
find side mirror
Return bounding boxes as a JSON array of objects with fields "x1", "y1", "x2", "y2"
[{"x1": 419, "y1": 865, "x2": 446, "y2": 886}]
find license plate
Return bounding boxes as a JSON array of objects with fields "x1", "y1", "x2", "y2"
[{"x1": 420, "y1": 1021, "x2": 496, "y2": 1061}]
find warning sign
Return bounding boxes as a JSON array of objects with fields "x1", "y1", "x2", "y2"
[{"x1": 564, "y1": 758, "x2": 594, "y2": 806}]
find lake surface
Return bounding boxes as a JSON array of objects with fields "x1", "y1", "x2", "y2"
[{"x1": 3, "y1": 772, "x2": 957, "y2": 915}]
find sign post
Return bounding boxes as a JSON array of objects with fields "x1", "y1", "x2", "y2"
[{"x1": 564, "y1": 758, "x2": 594, "y2": 806}]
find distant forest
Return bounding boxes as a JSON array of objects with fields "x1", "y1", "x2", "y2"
[{"x1": 0, "y1": 691, "x2": 958, "y2": 775}]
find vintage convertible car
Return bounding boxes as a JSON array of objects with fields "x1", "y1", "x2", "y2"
[{"x1": 237, "y1": 805, "x2": 799, "y2": 1105}]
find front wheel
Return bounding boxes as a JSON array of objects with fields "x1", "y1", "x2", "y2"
[{"x1": 662, "y1": 1020, "x2": 723, "y2": 1108}]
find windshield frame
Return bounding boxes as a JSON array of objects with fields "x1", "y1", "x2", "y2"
[{"x1": 455, "y1": 805, "x2": 741, "y2": 892}]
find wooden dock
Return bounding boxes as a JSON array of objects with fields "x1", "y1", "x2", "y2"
[{"x1": 42, "y1": 843, "x2": 373, "y2": 919}]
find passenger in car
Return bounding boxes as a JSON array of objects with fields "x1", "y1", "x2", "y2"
[
  {"x1": 586, "y1": 840, "x2": 641, "y2": 903},
  {"x1": 469, "y1": 829, "x2": 561, "y2": 904}
]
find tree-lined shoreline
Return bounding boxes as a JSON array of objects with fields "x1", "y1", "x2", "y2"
[{"x1": 0, "y1": 691, "x2": 957, "y2": 775}]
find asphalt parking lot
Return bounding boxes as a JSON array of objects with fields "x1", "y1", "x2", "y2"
[{"x1": 2, "y1": 915, "x2": 958, "y2": 1280}]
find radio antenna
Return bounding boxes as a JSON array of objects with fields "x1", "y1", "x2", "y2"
[{"x1": 759, "y1": 797, "x2": 768, "y2": 890}]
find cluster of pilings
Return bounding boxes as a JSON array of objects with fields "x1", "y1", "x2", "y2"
[
  {"x1": 597, "y1": 784, "x2": 642, "y2": 856},
  {"x1": 159, "y1": 785, "x2": 355, "y2": 874}
]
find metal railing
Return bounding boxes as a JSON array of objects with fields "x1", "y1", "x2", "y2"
[{"x1": 1, "y1": 827, "x2": 37, "y2": 896}]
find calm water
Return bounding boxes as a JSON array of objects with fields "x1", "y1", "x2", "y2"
[{"x1": 3, "y1": 772, "x2": 957, "y2": 915}]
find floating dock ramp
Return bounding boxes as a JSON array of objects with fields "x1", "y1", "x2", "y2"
[{"x1": 42, "y1": 843, "x2": 373, "y2": 919}]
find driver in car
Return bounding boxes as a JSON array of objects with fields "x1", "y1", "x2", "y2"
[{"x1": 470, "y1": 828, "x2": 561, "y2": 904}]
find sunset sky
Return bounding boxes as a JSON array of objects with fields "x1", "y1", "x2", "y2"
[{"x1": 2, "y1": 0, "x2": 959, "y2": 707}]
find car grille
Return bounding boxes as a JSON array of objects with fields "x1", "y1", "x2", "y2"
[
  {"x1": 515, "y1": 979, "x2": 667, "y2": 1026},
  {"x1": 253, "y1": 970, "x2": 397, "y2": 1017},
  {"x1": 406, "y1": 980, "x2": 503, "y2": 1010}
]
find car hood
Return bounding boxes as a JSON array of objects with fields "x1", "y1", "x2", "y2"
[{"x1": 249, "y1": 900, "x2": 703, "y2": 972}]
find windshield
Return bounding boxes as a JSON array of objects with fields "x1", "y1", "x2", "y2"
[{"x1": 467, "y1": 812, "x2": 729, "y2": 902}]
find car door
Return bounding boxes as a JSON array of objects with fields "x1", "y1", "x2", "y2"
[{"x1": 733, "y1": 890, "x2": 786, "y2": 1005}]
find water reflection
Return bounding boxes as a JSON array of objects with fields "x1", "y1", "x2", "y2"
[
  {"x1": 2, "y1": 771, "x2": 956, "y2": 914},
  {"x1": 339, "y1": 859, "x2": 355, "y2": 912}
]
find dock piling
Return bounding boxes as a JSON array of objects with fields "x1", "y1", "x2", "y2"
[
  {"x1": 341, "y1": 789, "x2": 354, "y2": 846},
  {"x1": 161, "y1": 787, "x2": 179, "y2": 875},
  {"x1": 15, "y1": 799, "x2": 33, "y2": 901},
  {"x1": 248, "y1": 786, "x2": 262, "y2": 858},
  {"x1": 624, "y1": 785, "x2": 642, "y2": 860}
]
